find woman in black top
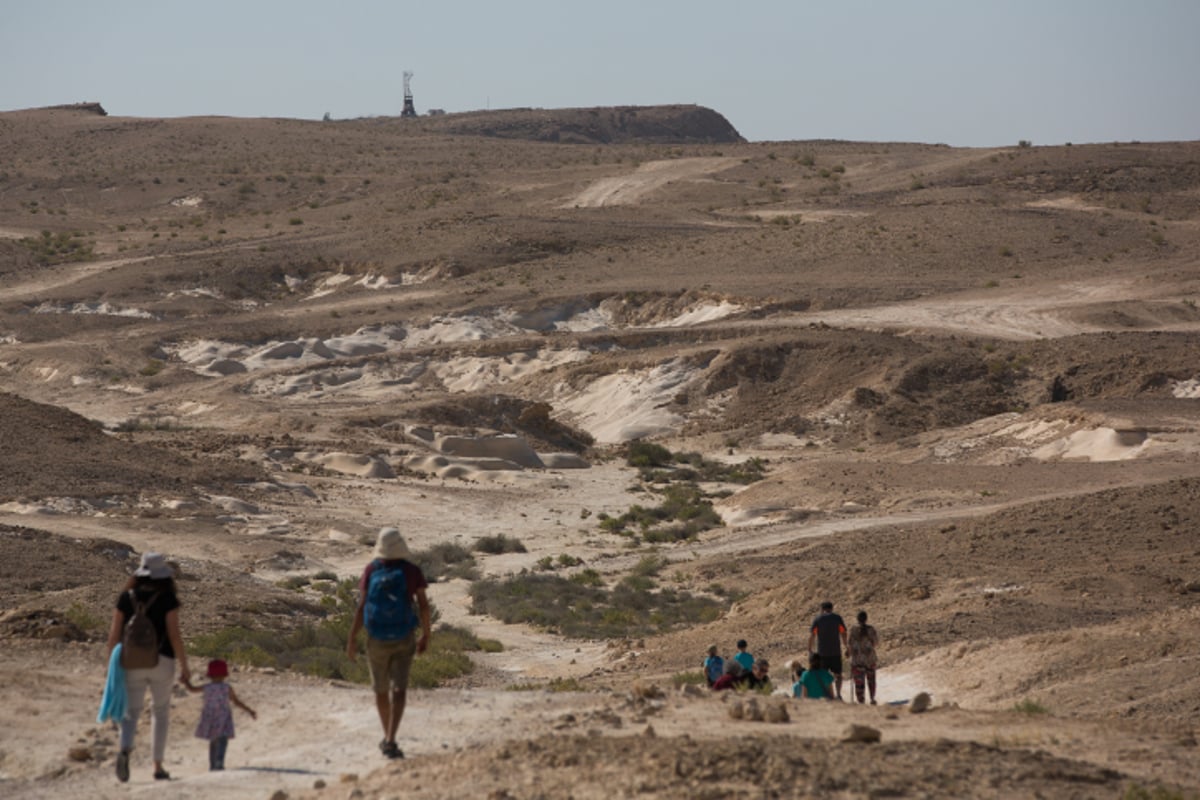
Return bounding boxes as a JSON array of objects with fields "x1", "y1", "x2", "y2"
[{"x1": 105, "y1": 552, "x2": 191, "y2": 782}]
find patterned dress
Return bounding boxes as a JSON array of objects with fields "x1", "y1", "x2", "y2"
[{"x1": 195, "y1": 682, "x2": 236, "y2": 740}]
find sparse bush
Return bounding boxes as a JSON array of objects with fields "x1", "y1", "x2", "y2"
[
  {"x1": 19, "y1": 230, "x2": 95, "y2": 265},
  {"x1": 631, "y1": 554, "x2": 668, "y2": 578},
  {"x1": 277, "y1": 575, "x2": 311, "y2": 590},
  {"x1": 414, "y1": 542, "x2": 479, "y2": 581},
  {"x1": 671, "y1": 670, "x2": 707, "y2": 687},
  {"x1": 627, "y1": 441, "x2": 672, "y2": 468},
  {"x1": 473, "y1": 534, "x2": 527, "y2": 554},
  {"x1": 469, "y1": 573, "x2": 723, "y2": 638},
  {"x1": 570, "y1": 568, "x2": 604, "y2": 587},
  {"x1": 192, "y1": 578, "x2": 475, "y2": 686},
  {"x1": 601, "y1": 483, "x2": 724, "y2": 542},
  {"x1": 64, "y1": 601, "x2": 104, "y2": 632},
  {"x1": 1123, "y1": 783, "x2": 1190, "y2": 800},
  {"x1": 1012, "y1": 698, "x2": 1048, "y2": 714},
  {"x1": 139, "y1": 359, "x2": 164, "y2": 377}
]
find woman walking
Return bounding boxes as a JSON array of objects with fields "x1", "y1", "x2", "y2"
[
  {"x1": 847, "y1": 609, "x2": 880, "y2": 705},
  {"x1": 105, "y1": 552, "x2": 191, "y2": 782}
]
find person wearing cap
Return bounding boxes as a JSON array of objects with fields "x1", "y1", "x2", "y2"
[
  {"x1": 105, "y1": 552, "x2": 191, "y2": 782},
  {"x1": 702, "y1": 644, "x2": 724, "y2": 687},
  {"x1": 346, "y1": 528, "x2": 431, "y2": 760}
]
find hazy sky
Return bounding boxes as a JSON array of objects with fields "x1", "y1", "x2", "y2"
[{"x1": 3, "y1": 0, "x2": 1198, "y2": 147}]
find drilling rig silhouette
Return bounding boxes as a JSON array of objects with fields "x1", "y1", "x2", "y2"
[{"x1": 401, "y1": 71, "x2": 417, "y2": 118}]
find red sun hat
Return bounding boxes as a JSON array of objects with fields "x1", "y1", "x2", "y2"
[{"x1": 206, "y1": 659, "x2": 229, "y2": 678}]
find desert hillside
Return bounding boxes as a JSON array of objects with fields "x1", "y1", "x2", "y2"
[{"x1": 1, "y1": 103, "x2": 1198, "y2": 799}]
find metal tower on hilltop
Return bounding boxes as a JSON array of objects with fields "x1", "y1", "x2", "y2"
[{"x1": 401, "y1": 71, "x2": 417, "y2": 118}]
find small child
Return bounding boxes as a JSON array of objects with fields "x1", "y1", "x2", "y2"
[
  {"x1": 789, "y1": 659, "x2": 807, "y2": 699},
  {"x1": 733, "y1": 639, "x2": 755, "y2": 672},
  {"x1": 185, "y1": 659, "x2": 257, "y2": 770},
  {"x1": 703, "y1": 645, "x2": 725, "y2": 687}
]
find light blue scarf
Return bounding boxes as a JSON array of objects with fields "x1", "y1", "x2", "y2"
[{"x1": 97, "y1": 644, "x2": 127, "y2": 723}]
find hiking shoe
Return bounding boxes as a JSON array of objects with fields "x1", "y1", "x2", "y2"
[
  {"x1": 115, "y1": 751, "x2": 130, "y2": 783},
  {"x1": 382, "y1": 741, "x2": 403, "y2": 759},
  {"x1": 153, "y1": 769, "x2": 171, "y2": 780}
]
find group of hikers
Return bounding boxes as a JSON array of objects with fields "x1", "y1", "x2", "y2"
[
  {"x1": 101, "y1": 531, "x2": 878, "y2": 783},
  {"x1": 99, "y1": 527, "x2": 432, "y2": 781},
  {"x1": 703, "y1": 601, "x2": 880, "y2": 703}
]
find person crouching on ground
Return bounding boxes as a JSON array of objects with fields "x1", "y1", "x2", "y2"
[
  {"x1": 789, "y1": 659, "x2": 806, "y2": 698},
  {"x1": 798, "y1": 652, "x2": 836, "y2": 700},
  {"x1": 711, "y1": 659, "x2": 746, "y2": 691},
  {"x1": 703, "y1": 644, "x2": 725, "y2": 687},
  {"x1": 746, "y1": 659, "x2": 771, "y2": 691},
  {"x1": 346, "y1": 527, "x2": 431, "y2": 760}
]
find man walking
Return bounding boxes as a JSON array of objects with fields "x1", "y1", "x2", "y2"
[
  {"x1": 347, "y1": 528, "x2": 431, "y2": 759},
  {"x1": 808, "y1": 600, "x2": 848, "y2": 700}
]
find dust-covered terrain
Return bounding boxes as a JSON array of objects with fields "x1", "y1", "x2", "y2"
[{"x1": 1, "y1": 102, "x2": 1199, "y2": 799}]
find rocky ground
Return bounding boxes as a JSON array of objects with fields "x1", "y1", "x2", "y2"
[{"x1": 1, "y1": 103, "x2": 1199, "y2": 799}]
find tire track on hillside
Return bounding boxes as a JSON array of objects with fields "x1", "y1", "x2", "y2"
[
  {"x1": 565, "y1": 157, "x2": 740, "y2": 208},
  {"x1": 736, "y1": 278, "x2": 1200, "y2": 340}
]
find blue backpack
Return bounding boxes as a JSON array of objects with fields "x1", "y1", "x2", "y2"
[
  {"x1": 364, "y1": 559, "x2": 418, "y2": 640},
  {"x1": 704, "y1": 655, "x2": 725, "y2": 685}
]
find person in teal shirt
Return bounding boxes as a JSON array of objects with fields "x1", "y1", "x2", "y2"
[
  {"x1": 798, "y1": 653, "x2": 835, "y2": 700},
  {"x1": 733, "y1": 639, "x2": 755, "y2": 672}
]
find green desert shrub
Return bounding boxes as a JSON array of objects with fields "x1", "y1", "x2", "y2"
[
  {"x1": 473, "y1": 533, "x2": 527, "y2": 554},
  {"x1": 414, "y1": 541, "x2": 479, "y2": 581},
  {"x1": 191, "y1": 580, "x2": 478, "y2": 686},
  {"x1": 469, "y1": 573, "x2": 722, "y2": 638}
]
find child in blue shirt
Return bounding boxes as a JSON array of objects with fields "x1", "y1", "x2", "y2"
[
  {"x1": 733, "y1": 639, "x2": 755, "y2": 672},
  {"x1": 703, "y1": 645, "x2": 725, "y2": 687}
]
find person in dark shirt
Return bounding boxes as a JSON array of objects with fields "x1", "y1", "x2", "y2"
[
  {"x1": 807, "y1": 600, "x2": 848, "y2": 700},
  {"x1": 105, "y1": 552, "x2": 192, "y2": 782}
]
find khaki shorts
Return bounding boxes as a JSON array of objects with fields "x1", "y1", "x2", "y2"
[{"x1": 366, "y1": 634, "x2": 417, "y2": 694}]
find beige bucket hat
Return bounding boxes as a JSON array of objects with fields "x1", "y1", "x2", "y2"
[{"x1": 374, "y1": 527, "x2": 412, "y2": 560}]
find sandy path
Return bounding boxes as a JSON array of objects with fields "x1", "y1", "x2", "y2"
[
  {"x1": 566, "y1": 157, "x2": 740, "y2": 208},
  {"x1": 737, "y1": 277, "x2": 1200, "y2": 340},
  {"x1": 0, "y1": 644, "x2": 614, "y2": 800},
  {"x1": 8, "y1": 641, "x2": 1194, "y2": 800}
]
